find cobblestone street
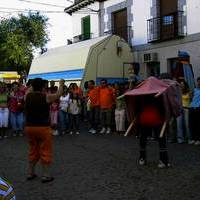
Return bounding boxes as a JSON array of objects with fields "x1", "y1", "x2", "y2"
[{"x1": 1, "y1": 128, "x2": 200, "y2": 200}]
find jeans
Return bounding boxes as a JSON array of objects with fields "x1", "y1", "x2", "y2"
[
  {"x1": 115, "y1": 109, "x2": 125, "y2": 131},
  {"x1": 0, "y1": 108, "x2": 9, "y2": 127},
  {"x1": 10, "y1": 111, "x2": 24, "y2": 131},
  {"x1": 58, "y1": 110, "x2": 69, "y2": 131},
  {"x1": 89, "y1": 106, "x2": 100, "y2": 130},
  {"x1": 177, "y1": 108, "x2": 191, "y2": 142}
]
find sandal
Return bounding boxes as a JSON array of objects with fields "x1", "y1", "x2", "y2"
[
  {"x1": 26, "y1": 174, "x2": 37, "y2": 181},
  {"x1": 41, "y1": 176, "x2": 54, "y2": 183}
]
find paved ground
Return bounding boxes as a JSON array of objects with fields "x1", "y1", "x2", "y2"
[{"x1": 0, "y1": 127, "x2": 200, "y2": 200}]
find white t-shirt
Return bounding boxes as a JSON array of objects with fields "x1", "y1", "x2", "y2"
[
  {"x1": 59, "y1": 94, "x2": 70, "y2": 112},
  {"x1": 68, "y1": 99, "x2": 81, "y2": 115}
]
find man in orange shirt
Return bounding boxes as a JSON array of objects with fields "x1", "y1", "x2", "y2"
[
  {"x1": 87, "y1": 80, "x2": 100, "y2": 134},
  {"x1": 99, "y1": 79, "x2": 115, "y2": 134}
]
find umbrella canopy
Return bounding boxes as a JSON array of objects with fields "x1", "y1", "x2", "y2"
[
  {"x1": 124, "y1": 77, "x2": 182, "y2": 121},
  {"x1": 125, "y1": 76, "x2": 170, "y2": 96}
]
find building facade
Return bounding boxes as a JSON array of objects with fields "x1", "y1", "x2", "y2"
[{"x1": 65, "y1": 0, "x2": 200, "y2": 79}]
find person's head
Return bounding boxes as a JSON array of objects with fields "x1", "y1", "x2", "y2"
[
  {"x1": 50, "y1": 80, "x2": 55, "y2": 87},
  {"x1": 0, "y1": 82, "x2": 6, "y2": 92},
  {"x1": 179, "y1": 79, "x2": 189, "y2": 93},
  {"x1": 69, "y1": 83, "x2": 73, "y2": 90},
  {"x1": 63, "y1": 85, "x2": 68, "y2": 95},
  {"x1": 70, "y1": 92, "x2": 79, "y2": 100},
  {"x1": 73, "y1": 83, "x2": 78, "y2": 89},
  {"x1": 100, "y1": 79, "x2": 107, "y2": 88},
  {"x1": 31, "y1": 78, "x2": 45, "y2": 92},
  {"x1": 88, "y1": 80, "x2": 95, "y2": 89},
  {"x1": 84, "y1": 81, "x2": 89, "y2": 90},
  {"x1": 197, "y1": 77, "x2": 200, "y2": 88},
  {"x1": 12, "y1": 82, "x2": 20, "y2": 92},
  {"x1": 159, "y1": 73, "x2": 172, "y2": 80},
  {"x1": 26, "y1": 79, "x2": 32, "y2": 87}
]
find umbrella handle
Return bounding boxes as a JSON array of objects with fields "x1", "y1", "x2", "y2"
[
  {"x1": 159, "y1": 121, "x2": 167, "y2": 138},
  {"x1": 124, "y1": 118, "x2": 136, "y2": 137}
]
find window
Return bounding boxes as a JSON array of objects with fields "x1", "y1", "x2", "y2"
[
  {"x1": 162, "y1": 15, "x2": 174, "y2": 25},
  {"x1": 82, "y1": 16, "x2": 91, "y2": 40}
]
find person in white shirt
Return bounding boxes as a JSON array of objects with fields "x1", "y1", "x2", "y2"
[
  {"x1": 58, "y1": 86, "x2": 70, "y2": 135},
  {"x1": 68, "y1": 93, "x2": 81, "y2": 135}
]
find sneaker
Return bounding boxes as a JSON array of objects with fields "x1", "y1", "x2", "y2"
[
  {"x1": 88, "y1": 128, "x2": 95, "y2": 133},
  {"x1": 106, "y1": 128, "x2": 111, "y2": 134},
  {"x1": 3, "y1": 135, "x2": 8, "y2": 139},
  {"x1": 52, "y1": 130, "x2": 59, "y2": 136},
  {"x1": 100, "y1": 127, "x2": 106, "y2": 134},
  {"x1": 0, "y1": 136, "x2": 2, "y2": 139},
  {"x1": 194, "y1": 141, "x2": 200, "y2": 146},
  {"x1": 13, "y1": 134, "x2": 17, "y2": 137},
  {"x1": 69, "y1": 131, "x2": 73, "y2": 135},
  {"x1": 157, "y1": 160, "x2": 171, "y2": 168},
  {"x1": 76, "y1": 131, "x2": 80, "y2": 135},
  {"x1": 138, "y1": 158, "x2": 146, "y2": 166},
  {"x1": 91, "y1": 129, "x2": 96, "y2": 134},
  {"x1": 188, "y1": 140, "x2": 195, "y2": 145}
]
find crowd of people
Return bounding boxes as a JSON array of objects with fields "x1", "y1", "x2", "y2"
[
  {"x1": 0, "y1": 74, "x2": 200, "y2": 188},
  {"x1": 0, "y1": 76, "x2": 200, "y2": 146}
]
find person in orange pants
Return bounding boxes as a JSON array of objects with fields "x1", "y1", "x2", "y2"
[{"x1": 25, "y1": 78, "x2": 64, "y2": 183}]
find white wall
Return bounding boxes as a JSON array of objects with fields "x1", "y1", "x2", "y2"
[
  {"x1": 102, "y1": 0, "x2": 151, "y2": 46},
  {"x1": 71, "y1": 2, "x2": 100, "y2": 38},
  {"x1": 186, "y1": 0, "x2": 200, "y2": 35},
  {"x1": 132, "y1": 0, "x2": 151, "y2": 45},
  {"x1": 103, "y1": 0, "x2": 125, "y2": 7}
]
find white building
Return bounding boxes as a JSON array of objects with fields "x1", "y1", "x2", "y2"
[{"x1": 65, "y1": 0, "x2": 200, "y2": 79}]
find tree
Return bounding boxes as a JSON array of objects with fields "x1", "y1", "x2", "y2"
[{"x1": 0, "y1": 12, "x2": 49, "y2": 73}]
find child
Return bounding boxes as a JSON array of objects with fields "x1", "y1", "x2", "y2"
[
  {"x1": 50, "y1": 100, "x2": 59, "y2": 136},
  {"x1": 68, "y1": 93, "x2": 81, "y2": 135}
]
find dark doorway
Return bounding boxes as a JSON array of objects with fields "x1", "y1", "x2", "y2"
[
  {"x1": 146, "y1": 62, "x2": 160, "y2": 77},
  {"x1": 159, "y1": 0, "x2": 178, "y2": 40},
  {"x1": 112, "y1": 9, "x2": 128, "y2": 41}
]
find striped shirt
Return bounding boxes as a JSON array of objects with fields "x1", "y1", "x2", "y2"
[
  {"x1": 0, "y1": 178, "x2": 16, "y2": 200},
  {"x1": 190, "y1": 88, "x2": 200, "y2": 108}
]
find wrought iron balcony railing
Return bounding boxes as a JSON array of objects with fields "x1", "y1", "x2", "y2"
[
  {"x1": 147, "y1": 11, "x2": 185, "y2": 43},
  {"x1": 104, "y1": 26, "x2": 133, "y2": 46}
]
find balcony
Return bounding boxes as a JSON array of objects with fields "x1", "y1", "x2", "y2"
[
  {"x1": 147, "y1": 11, "x2": 185, "y2": 43},
  {"x1": 65, "y1": 0, "x2": 106, "y2": 15},
  {"x1": 104, "y1": 26, "x2": 133, "y2": 46}
]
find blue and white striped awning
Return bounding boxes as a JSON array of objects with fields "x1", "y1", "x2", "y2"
[{"x1": 28, "y1": 69, "x2": 84, "y2": 80}]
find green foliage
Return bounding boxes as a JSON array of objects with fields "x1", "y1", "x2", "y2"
[{"x1": 0, "y1": 12, "x2": 49, "y2": 72}]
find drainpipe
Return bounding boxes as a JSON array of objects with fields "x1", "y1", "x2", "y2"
[{"x1": 98, "y1": 1, "x2": 104, "y2": 37}]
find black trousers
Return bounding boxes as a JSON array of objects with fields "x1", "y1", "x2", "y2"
[
  {"x1": 89, "y1": 106, "x2": 100, "y2": 130},
  {"x1": 139, "y1": 124, "x2": 168, "y2": 164},
  {"x1": 69, "y1": 114, "x2": 79, "y2": 132},
  {"x1": 189, "y1": 108, "x2": 200, "y2": 141}
]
